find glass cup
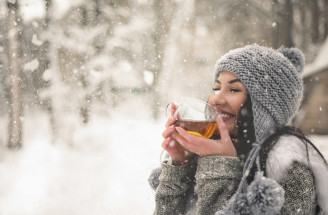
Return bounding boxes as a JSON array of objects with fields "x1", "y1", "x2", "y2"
[{"x1": 166, "y1": 97, "x2": 219, "y2": 139}]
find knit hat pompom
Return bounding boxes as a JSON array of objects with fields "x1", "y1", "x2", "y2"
[
  {"x1": 215, "y1": 193, "x2": 250, "y2": 215},
  {"x1": 278, "y1": 47, "x2": 305, "y2": 74},
  {"x1": 148, "y1": 167, "x2": 162, "y2": 190},
  {"x1": 233, "y1": 193, "x2": 251, "y2": 215},
  {"x1": 246, "y1": 172, "x2": 285, "y2": 215}
]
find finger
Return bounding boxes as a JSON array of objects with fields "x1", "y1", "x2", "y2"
[
  {"x1": 171, "y1": 130, "x2": 198, "y2": 153},
  {"x1": 162, "y1": 137, "x2": 174, "y2": 150},
  {"x1": 162, "y1": 125, "x2": 176, "y2": 139},
  {"x1": 216, "y1": 115, "x2": 232, "y2": 143},
  {"x1": 175, "y1": 127, "x2": 207, "y2": 145},
  {"x1": 171, "y1": 102, "x2": 177, "y2": 116},
  {"x1": 165, "y1": 116, "x2": 177, "y2": 128}
]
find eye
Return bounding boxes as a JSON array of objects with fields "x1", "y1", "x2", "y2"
[
  {"x1": 212, "y1": 87, "x2": 220, "y2": 91},
  {"x1": 230, "y1": 89, "x2": 241, "y2": 92}
]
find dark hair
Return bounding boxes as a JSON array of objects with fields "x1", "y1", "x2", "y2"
[
  {"x1": 209, "y1": 92, "x2": 327, "y2": 178},
  {"x1": 236, "y1": 95, "x2": 255, "y2": 156},
  {"x1": 237, "y1": 96, "x2": 328, "y2": 183}
]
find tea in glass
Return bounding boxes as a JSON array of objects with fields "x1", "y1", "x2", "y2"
[
  {"x1": 175, "y1": 120, "x2": 217, "y2": 138},
  {"x1": 167, "y1": 97, "x2": 219, "y2": 139}
]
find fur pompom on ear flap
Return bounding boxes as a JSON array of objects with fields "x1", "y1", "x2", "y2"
[
  {"x1": 215, "y1": 193, "x2": 250, "y2": 215},
  {"x1": 148, "y1": 167, "x2": 162, "y2": 190},
  {"x1": 234, "y1": 193, "x2": 251, "y2": 215},
  {"x1": 278, "y1": 47, "x2": 305, "y2": 74},
  {"x1": 246, "y1": 171, "x2": 285, "y2": 215}
]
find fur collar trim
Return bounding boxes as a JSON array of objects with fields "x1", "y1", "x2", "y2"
[{"x1": 266, "y1": 135, "x2": 328, "y2": 214}]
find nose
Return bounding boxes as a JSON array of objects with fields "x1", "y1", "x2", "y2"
[{"x1": 210, "y1": 91, "x2": 227, "y2": 106}]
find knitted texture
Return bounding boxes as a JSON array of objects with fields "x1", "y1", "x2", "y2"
[
  {"x1": 153, "y1": 143, "x2": 317, "y2": 214},
  {"x1": 215, "y1": 44, "x2": 304, "y2": 143},
  {"x1": 214, "y1": 44, "x2": 305, "y2": 213}
]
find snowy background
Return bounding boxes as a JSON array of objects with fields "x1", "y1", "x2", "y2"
[
  {"x1": 0, "y1": 99, "x2": 164, "y2": 215},
  {"x1": 0, "y1": 104, "x2": 327, "y2": 215},
  {"x1": 0, "y1": 0, "x2": 328, "y2": 214}
]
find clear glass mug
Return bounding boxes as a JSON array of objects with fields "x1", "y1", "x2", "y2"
[{"x1": 166, "y1": 97, "x2": 220, "y2": 139}]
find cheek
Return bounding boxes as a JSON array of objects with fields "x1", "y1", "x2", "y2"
[{"x1": 230, "y1": 95, "x2": 247, "y2": 113}]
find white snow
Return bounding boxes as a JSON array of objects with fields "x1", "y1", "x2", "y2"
[
  {"x1": 0, "y1": 105, "x2": 327, "y2": 214},
  {"x1": 20, "y1": 0, "x2": 45, "y2": 22},
  {"x1": 0, "y1": 107, "x2": 164, "y2": 215},
  {"x1": 32, "y1": 34, "x2": 43, "y2": 46},
  {"x1": 23, "y1": 59, "x2": 39, "y2": 71},
  {"x1": 143, "y1": 70, "x2": 154, "y2": 85},
  {"x1": 303, "y1": 37, "x2": 328, "y2": 77}
]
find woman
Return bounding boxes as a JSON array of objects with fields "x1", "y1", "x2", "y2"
[{"x1": 149, "y1": 44, "x2": 328, "y2": 214}]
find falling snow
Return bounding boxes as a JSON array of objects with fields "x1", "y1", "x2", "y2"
[
  {"x1": 23, "y1": 59, "x2": 39, "y2": 71},
  {"x1": 31, "y1": 34, "x2": 43, "y2": 46},
  {"x1": 0, "y1": 0, "x2": 327, "y2": 214}
]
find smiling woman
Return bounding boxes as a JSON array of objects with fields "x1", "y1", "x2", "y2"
[
  {"x1": 150, "y1": 44, "x2": 328, "y2": 215},
  {"x1": 208, "y1": 71, "x2": 247, "y2": 136}
]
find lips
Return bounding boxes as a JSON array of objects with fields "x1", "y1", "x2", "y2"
[{"x1": 217, "y1": 110, "x2": 235, "y2": 122}]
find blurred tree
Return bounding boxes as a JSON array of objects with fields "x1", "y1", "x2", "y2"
[
  {"x1": 0, "y1": 1, "x2": 8, "y2": 116},
  {"x1": 324, "y1": 0, "x2": 328, "y2": 39},
  {"x1": 41, "y1": 0, "x2": 76, "y2": 144},
  {"x1": 7, "y1": 0, "x2": 23, "y2": 149},
  {"x1": 309, "y1": 0, "x2": 320, "y2": 43},
  {"x1": 151, "y1": 0, "x2": 197, "y2": 119},
  {"x1": 2, "y1": 0, "x2": 328, "y2": 133},
  {"x1": 271, "y1": 0, "x2": 280, "y2": 48},
  {"x1": 280, "y1": 0, "x2": 294, "y2": 47},
  {"x1": 150, "y1": 0, "x2": 175, "y2": 119},
  {"x1": 297, "y1": 0, "x2": 308, "y2": 51},
  {"x1": 39, "y1": 0, "x2": 66, "y2": 142}
]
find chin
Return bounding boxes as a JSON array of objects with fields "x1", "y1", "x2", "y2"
[{"x1": 227, "y1": 124, "x2": 237, "y2": 136}]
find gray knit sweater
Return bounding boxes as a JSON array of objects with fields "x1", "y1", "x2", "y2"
[{"x1": 154, "y1": 140, "x2": 317, "y2": 214}]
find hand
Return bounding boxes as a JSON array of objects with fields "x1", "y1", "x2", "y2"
[
  {"x1": 162, "y1": 102, "x2": 193, "y2": 166},
  {"x1": 172, "y1": 115, "x2": 237, "y2": 157}
]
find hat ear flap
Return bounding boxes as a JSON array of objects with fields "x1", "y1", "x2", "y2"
[{"x1": 278, "y1": 47, "x2": 305, "y2": 74}]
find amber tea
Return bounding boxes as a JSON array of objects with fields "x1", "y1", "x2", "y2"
[{"x1": 175, "y1": 120, "x2": 217, "y2": 138}]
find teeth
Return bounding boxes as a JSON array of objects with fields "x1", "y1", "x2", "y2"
[
  {"x1": 216, "y1": 110, "x2": 234, "y2": 118},
  {"x1": 217, "y1": 112, "x2": 233, "y2": 117},
  {"x1": 220, "y1": 114, "x2": 232, "y2": 118}
]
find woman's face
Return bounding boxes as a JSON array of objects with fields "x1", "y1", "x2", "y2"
[{"x1": 208, "y1": 71, "x2": 247, "y2": 136}]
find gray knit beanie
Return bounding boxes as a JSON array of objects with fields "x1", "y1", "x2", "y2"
[
  {"x1": 214, "y1": 44, "x2": 305, "y2": 214},
  {"x1": 215, "y1": 44, "x2": 304, "y2": 143}
]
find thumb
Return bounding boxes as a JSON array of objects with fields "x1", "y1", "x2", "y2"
[
  {"x1": 216, "y1": 115, "x2": 237, "y2": 157},
  {"x1": 216, "y1": 115, "x2": 231, "y2": 143}
]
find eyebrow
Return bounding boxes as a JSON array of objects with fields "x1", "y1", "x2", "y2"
[{"x1": 215, "y1": 79, "x2": 242, "y2": 84}]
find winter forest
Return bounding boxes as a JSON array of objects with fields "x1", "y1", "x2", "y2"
[{"x1": 0, "y1": 0, "x2": 328, "y2": 214}]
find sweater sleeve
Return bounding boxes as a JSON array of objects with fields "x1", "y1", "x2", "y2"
[
  {"x1": 154, "y1": 160, "x2": 196, "y2": 215},
  {"x1": 279, "y1": 161, "x2": 317, "y2": 215},
  {"x1": 194, "y1": 156, "x2": 243, "y2": 215}
]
